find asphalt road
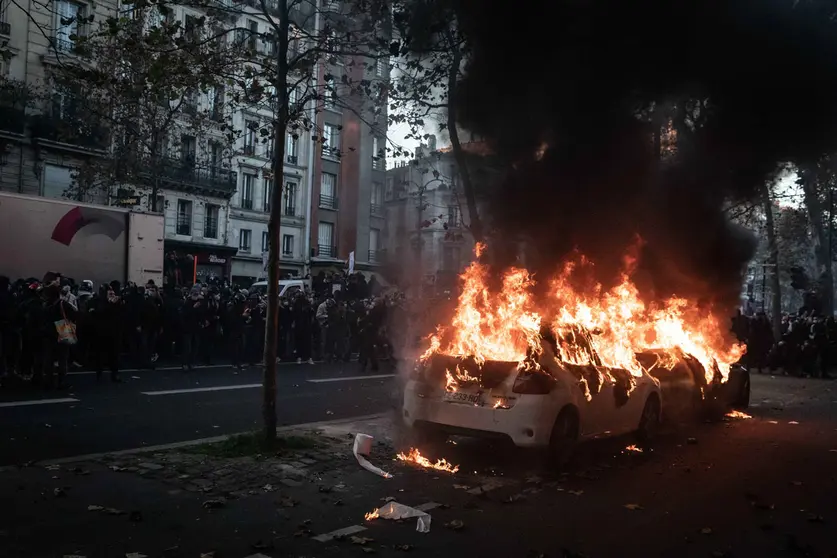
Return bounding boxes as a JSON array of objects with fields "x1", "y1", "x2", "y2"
[
  {"x1": 1, "y1": 374, "x2": 836, "y2": 558},
  {"x1": 0, "y1": 361, "x2": 395, "y2": 465}
]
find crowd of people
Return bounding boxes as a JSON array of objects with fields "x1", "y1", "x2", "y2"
[
  {"x1": 0, "y1": 271, "x2": 409, "y2": 391},
  {"x1": 732, "y1": 310, "x2": 835, "y2": 379}
]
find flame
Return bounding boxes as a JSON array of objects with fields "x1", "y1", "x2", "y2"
[
  {"x1": 725, "y1": 410, "x2": 752, "y2": 420},
  {"x1": 396, "y1": 447, "x2": 460, "y2": 474},
  {"x1": 624, "y1": 444, "x2": 643, "y2": 453},
  {"x1": 365, "y1": 508, "x2": 379, "y2": 521},
  {"x1": 424, "y1": 245, "x2": 745, "y2": 386}
]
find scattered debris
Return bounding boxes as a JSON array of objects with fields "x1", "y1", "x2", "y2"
[
  {"x1": 686, "y1": 437, "x2": 698, "y2": 445},
  {"x1": 125, "y1": 554, "x2": 147, "y2": 558},
  {"x1": 453, "y1": 484, "x2": 470, "y2": 490},
  {"x1": 366, "y1": 501, "x2": 431, "y2": 532},
  {"x1": 701, "y1": 528, "x2": 713, "y2": 535},
  {"x1": 361, "y1": 548, "x2": 376, "y2": 554},
  {"x1": 445, "y1": 519, "x2": 465, "y2": 531},
  {"x1": 350, "y1": 536, "x2": 375, "y2": 545},
  {"x1": 393, "y1": 544, "x2": 414, "y2": 552},
  {"x1": 326, "y1": 410, "x2": 334, "y2": 415},
  {"x1": 262, "y1": 484, "x2": 274, "y2": 492},
  {"x1": 504, "y1": 493, "x2": 527, "y2": 504},
  {"x1": 353, "y1": 433, "x2": 392, "y2": 478},
  {"x1": 105, "y1": 508, "x2": 126, "y2": 516},
  {"x1": 334, "y1": 499, "x2": 344, "y2": 506},
  {"x1": 53, "y1": 487, "x2": 66, "y2": 498},
  {"x1": 623, "y1": 504, "x2": 643, "y2": 511},
  {"x1": 202, "y1": 498, "x2": 226, "y2": 509},
  {"x1": 806, "y1": 513, "x2": 825, "y2": 524},
  {"x1": 568, "y1": 490, "x2": 584, "y2": 496},
  {"x1": 278, "y1": 497, "x2": 297, "y2": 508},
  {"x1": 199, "y1": 553, "x2": 215, "y2": 558},
  {"x1": 380, "y1": 496, "x2": 396, "y2": 503},
  {"x1": 788, "y1": 421, "x2": 800, "y2": 425},
  {"x1": 318, "y1": 485, "x2": 333, "y2": 493},
  {"x1": 87, "y1": 505, "x2": 104, "y2": 512},
  {"x1": 45, "y1": 464, "x2": 60, "y2": 471}
]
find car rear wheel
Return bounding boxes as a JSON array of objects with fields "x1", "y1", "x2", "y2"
[
  {"x1": 548, "y1": 407, "x2": 579, "y2": 466},
  {"x1": 636, "y1": 394, "x2": 661, "y2": 444},
  {"x1": 732, "y1": 371, "x2": 751, "y2": 410}
]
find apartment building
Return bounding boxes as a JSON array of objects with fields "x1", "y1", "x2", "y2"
[{"x1": 383, "y1": 136, "x2": 480, "y2": 291}]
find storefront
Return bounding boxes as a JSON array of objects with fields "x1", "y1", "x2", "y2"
[{"x1": 163, "y1": 240, "x2": 237, "y2": 288}]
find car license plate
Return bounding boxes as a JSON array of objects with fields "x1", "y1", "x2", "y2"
[{"x1": 443, "y1": 391, "x2": 482, "y2": 405}]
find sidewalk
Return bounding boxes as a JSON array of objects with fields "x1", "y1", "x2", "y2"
[{"x1": 0, "y1": 413, "x2": 491, "y2": 558}]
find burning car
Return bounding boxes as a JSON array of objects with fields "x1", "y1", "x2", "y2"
[{"x1": 400, "y1": 244, "x2": 749, "y2": 460}]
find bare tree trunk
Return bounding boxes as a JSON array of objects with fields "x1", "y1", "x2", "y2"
[
  {"x1": 261, "y1": 0, "x2": 290, "y2": 443},
  {"x1": 445, "y1": 44, "x2": 483, "y2": 244},
  {"x1": 762, "y1": 183, "x2": 783, "y2": 339},
  {"x1": 801, "y1": 165, "x2": 834, "y2": 315}
]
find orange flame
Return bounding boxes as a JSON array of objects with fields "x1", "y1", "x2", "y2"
[
  {"x1": 725, "y1": 410, "x2": 752, "y2": 420},
  {"x1": 396, "y1": 447, "x2": 460, "y2": 474},
  {"x1": 425, "y1": 245, "x2": 745, "y2": 386},
  {"x1": 364, "y1": 508, "x2": 380, "y2": 521}
]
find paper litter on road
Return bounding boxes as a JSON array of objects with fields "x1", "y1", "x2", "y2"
[
  {"x1": 367, "y1": 501, "x2": 431, "y2": 533},
  {"x1": 352, "y1": 433, "x2": 392, "y2": 479}
]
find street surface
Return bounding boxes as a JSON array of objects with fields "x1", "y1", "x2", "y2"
[
  {"x1": 0, "y1": 361, "x2": 395, "y2": 465},
  {"x1": 1, "y1": 374, "x2": 836, "y2": 558}
]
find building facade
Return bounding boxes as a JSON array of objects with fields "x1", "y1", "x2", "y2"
[
  {"x1": 383, "y1": 137, "x2": 479, "y2": 291},
  {"x1": 0, "y1": 0, "x2": 388, "y2": 287}
]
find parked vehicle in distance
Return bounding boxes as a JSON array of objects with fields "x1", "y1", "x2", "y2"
[{"x1": 248, "y1": 279, "x2": 310, "y2": 298}]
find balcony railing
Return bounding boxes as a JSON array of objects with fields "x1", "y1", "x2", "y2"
[
  {"x1": 371, "y1": 157, "x2": 384, "y2": 171},
  {"x1": 30, "y1": 113, "x2": 109, "y2": 151},
  {"x1": 370, "y1": 203, "x2": 384, "y2": 216},
  {"x1": 368, "y1": 250, "x2": 383, "y2": 264},
  {"x1": 176, "y1": 216, "x2": 191, "y2": 236},
  {"x1": 284, "y1": 206, "x2": 296, "y2": 217},
  {"x1": 53, "y1": 38, "x2": 76, "y2": 53},
  {"x1": 204, "y1": 217, "x2": 219, "y2": 239},
  {"x1": 286, "y1": 154, "x2": 298, "y2": 165},
  {"x1": 0, "y1": 22, "x2": 11, "y2": 36},
  {"x1": 319, "y1": 194, "x2": 338, "y2": 210},
  {"x1": 241, "y1": 198, "x2": 254, "y2": 210},
  {"x1": 138, "y1": 156, "x2": 237, "y2": 194},
  {"x1": 243, "y1": 144, "x2": 256, "y2": 156},
  {"x1": 318, "y1": 244, "x2": 337, "y2": 258},
  {"x1": 0, "y1": 106, "x2": 26, "y2": 135}
]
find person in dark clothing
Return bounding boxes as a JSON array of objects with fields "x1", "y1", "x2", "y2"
[
  {"x1": 91, "y1": 285, "x2": 123, "y2": 383},
  {"x1": 0, "y1": 276, "x2": 16, "y2": 383},
  {"x1": 243, "y1": 293, "x2": 265, "y2": 365},
  {"x1": 202, "y1": 288, "x2": 221, "y2": 365},
  {"x1": 140, "y1": 286, "x2": 164, "y2": 369},
  {"x1": 226, "y1": 292, "x2": 248, "y2": 370},
  {"x1": 359, "y1": 298, "x2": 387, "y2": 372},
  {"x1": 292, "y1": 295, "x2": 313, "y2": 364},
  {"x1": 278, "y1": 298, "x2": 293, "y2": 360},
  {"x1": 40, "y1": 282, "x2": 78, "y2": 390},
  {"x1": 17, "y1": 283, "x2": 44, "y2": 381},
  {"x1": 181, "y1": 286, "x2": 205, "y2": 371}
]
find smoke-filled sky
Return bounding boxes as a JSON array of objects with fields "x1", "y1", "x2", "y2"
[{"x1": 448, "y1": 0, "x2": 837, "y2": 311}]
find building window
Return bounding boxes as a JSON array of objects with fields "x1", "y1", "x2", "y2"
[
  {"x1": 284, "y1": 181, "x2": 297, "y2": 216},
  {"x1": 282, "y1": 234, "x2": 294, "y2": 256},
  {"x1": 372, "y1": 137, "x2": 384, "y2": 170},
  {"x1": 375, "y1": 59, "x2": 385, "y2": 78},
  {"x1": 204, "y1": 203, "x2": 219, "y2": 238},
  {"x1": 176, "y1": 199, "x2": 192, "y2": 235},
  {"x1": 264, "y1": 133, "x2": 274, "y2": 160},
  {"x1": 447, "y1": 204, "x2": 461, "y2": 227},
  {"x1": 210, "y1": 85, "x2": 224, "y2": 121},
  {"x1": 244, "y1": 120, "x2": 257, "y2": 156},
  {"x1": 385, "y1": 177, "x2": 394, "y2": 200},
  {"x1": 369, "y1": 228, "x2": 380, "y2": 263},
  {"x1": 181, "y1": 134, "x2": 196, "y2": 166},
  {"x1": 318, "y1": 222, "x2": 334, "y2": 257},
  {"x1": 150, "y1": 193, "x2": 165, "y2": 213},
  {"x1": 322, "y1": 124, "x2": 339, "y2": 158},
  {"x1": 325, "y1": 86, "x2": 337, "y2": 110},
  {"x1": 263, "y1": 178, "x2": 272, "y2": 212},
  {"x1": 239, "y1": 229, "x2": 252, "y2": 252},
  {"x1": 55, "y1": 0, "x2": 84, "y2": 52},
  {"x1": 286, "y1": 133, "x2": 298, "y2": 164},
  {"x1": 241, "y1": 174, "x2": 254, "y2": 210},
  {"x1": 371, "y1": 181, "x2": 383, "y2": 215},
  {"x1": 183, "y1": 88, "x2": 199, "y2": 116},
  {"x1": 319, "y1": 172, "x2": 337, "y2": 209},
  {"x1": 262, "y1": 231, "x2": 269, "y2": 252},
  {"x1": 248, "y1": 20, "x2": 258, "y2": 51}
]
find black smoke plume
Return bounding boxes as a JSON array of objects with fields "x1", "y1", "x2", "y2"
[{"x1": 449, "y1": 0, "x2": 837, "y2": 311}]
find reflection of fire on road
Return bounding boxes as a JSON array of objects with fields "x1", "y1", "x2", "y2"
[
  {"x1": 725, "y1": 410, "x2": 752, "y2": 420},
  {"x1": 396, "y1": 447, "x2": 460, "y2": 474},
  {"x1": 422, "y1": 243, "x2": 745, "y2": 396}
]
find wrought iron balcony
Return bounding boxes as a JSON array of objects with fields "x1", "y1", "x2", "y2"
[
  {"x1": 204, "y1": 217, "x2": 219, "y2": 239},
  {"x1": 370, "y1": 203, "x2": 384, "y2": 216},
  {"x1": 319, "y1": 194, "x2": 338, "y2": 210},
  {"x1": 368, "y1": 250, "x2": 383, "y2": 264},
  {"x1": 30, "y1": 113, "x2": 108, "y2": 151},
  {"x1": 284, "y1": 205, "x2": 296, "y2": 217},
  {"x1": 139, "y1": 156, "x2": 237, "y2": 195},
  {"x1": 176, "y1": 215, "x2": 191, "y2": 236},
  {"x1": 318, "y1": 244, "x2": 337, "y2": 258},
  {"x1": 286, "y1": 154, "x2": 298, "y2": 164}
]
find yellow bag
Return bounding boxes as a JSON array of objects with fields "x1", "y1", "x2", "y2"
[{"x1": 54, "y1": 302, "x2": 78, "y2": 345}]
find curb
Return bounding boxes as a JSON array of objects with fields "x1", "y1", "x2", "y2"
[{"x1": 0, "y1": 413, "x2": 388, "y2": 471}]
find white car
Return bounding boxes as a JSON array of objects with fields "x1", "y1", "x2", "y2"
[{"x1": 402, "y1": 340, "x2": 662, "y2": 461}]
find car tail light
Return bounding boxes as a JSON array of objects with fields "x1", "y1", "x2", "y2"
[{"x1": 512, "y1": 371, "x2": 555, "y2": 394}]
